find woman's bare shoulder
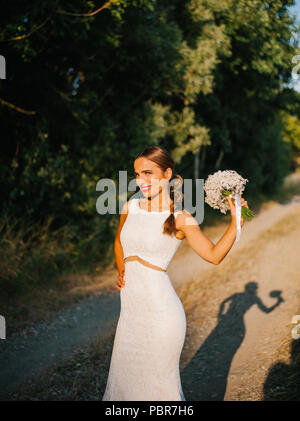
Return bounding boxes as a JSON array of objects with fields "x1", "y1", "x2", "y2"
[
  {"x1": 120, "y1": 200, "x2": 131, "y2": 216},
  {"x1": 175, "y1": 209, "x2": 199, "y2": 228}
]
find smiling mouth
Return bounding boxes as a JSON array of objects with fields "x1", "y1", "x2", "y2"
[{"x1": 141, "y1": 185, "x2": 151, "y2": 191}]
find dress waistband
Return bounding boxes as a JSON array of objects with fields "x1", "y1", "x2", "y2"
[{"x1": 123, "y1": 256, "x2": 167, "y2": 272}]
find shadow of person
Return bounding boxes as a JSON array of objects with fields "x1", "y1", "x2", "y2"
[
  {"x1": 182, "y1": 282, "x2": 283, "y2": 401},
  {"x1": 263, "y1": 338, "x2": 300, "y2": 400}
]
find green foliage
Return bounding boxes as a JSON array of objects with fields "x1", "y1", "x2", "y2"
[
  {"x1": 0, "y1": 0, "x2": 300, "y2": 295},
  {"x1": 192, "y1": 0, "x2": 300, "y2": 193},
  {"x1": 280, "y1": 110, "x2": 300, "y2": 170}
]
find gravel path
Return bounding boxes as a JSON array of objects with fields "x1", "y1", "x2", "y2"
[
  {"x1": 1, "y1": 174, "x2": 300, "y2": 401},
  {"x1": 0, "y1": 292, "x2": 120, "y2": 399},
  {"x1": 180, "y1": 195, "x2": 300, "y2": 400}
]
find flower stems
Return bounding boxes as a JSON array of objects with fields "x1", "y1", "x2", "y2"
[{"x1": 222, "y1": 189, "x2": 255, "y2": 221}]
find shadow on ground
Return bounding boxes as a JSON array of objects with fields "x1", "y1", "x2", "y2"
[
  {"x1": 182, "y1": 282, "x2": 283, "y2": 401},
  {"x1": 263, "y1": 338, "x2": 300, "y2": 401}
]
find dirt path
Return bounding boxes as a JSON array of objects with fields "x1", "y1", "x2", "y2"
[
  {"x1": 0, "y1": 292, "x2": 121, "y2": 399},
  {"x1": 1, "y1": 177, "x2": 300, "y2": 400},
  {"x1": 169, "y1": 193, "x2": 300, "y2": 289},
  {"x1": 224, "y1": 209, "x2": 300, "y2": 400},
  {"x1": 179, "y1": 195, "x2": 300, "y2": 400}
]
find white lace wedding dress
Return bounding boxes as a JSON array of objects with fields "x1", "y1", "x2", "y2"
[{"x1": 102, "y1": 197, "x2": 186, "y2": 401}]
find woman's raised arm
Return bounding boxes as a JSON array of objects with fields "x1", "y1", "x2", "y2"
[{"x1": 176, "y1": 194, "x2": 248, "y2": 265}]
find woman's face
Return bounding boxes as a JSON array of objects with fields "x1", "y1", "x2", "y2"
[{"x1": 134, "y1": 157, "x2": 172, "y2": 198}]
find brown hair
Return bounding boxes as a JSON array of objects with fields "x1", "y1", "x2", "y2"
[{"x1": 135, "y1": 146, "x2": 184, "y2": 237}]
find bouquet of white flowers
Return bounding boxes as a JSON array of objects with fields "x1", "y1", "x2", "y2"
[{"x1": 204, "y1": 170, "x2": 254, "y2": 243}]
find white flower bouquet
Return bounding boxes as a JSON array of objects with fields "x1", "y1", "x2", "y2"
[{"x1": 204, "y1": 170, "x2": 254, "y2": 242}]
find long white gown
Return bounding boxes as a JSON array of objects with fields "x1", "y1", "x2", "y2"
[{"x1": 102, "y1": 198, "x2": 186, "y2": 401}]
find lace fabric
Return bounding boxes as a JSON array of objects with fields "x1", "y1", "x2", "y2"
[
  {"x1": 120, "y1": 198, "x2": 183, "y2": 271},
  {"x1": 102, "y1": 198, "x2": 186, "y2": 401}
]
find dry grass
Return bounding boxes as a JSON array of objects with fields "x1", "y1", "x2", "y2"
[
  {"x1": 5, "y1": 189, "x2": 300, "y2": 401},
  {"x1": 0, "y1": 215, "x2": 116, "y2": 334},
  {"x1": 177, "y1": 206, "x2": 300, "y2": 371},
  {"x1": 262, "y1": 304, "x2": 300, "y2": 401},
  {"x1": 178, "y1": 207, "x2": 300, "y2": 317},
  {"x1": 2, "y1": 171, "x2": 300, "y2": 335}
]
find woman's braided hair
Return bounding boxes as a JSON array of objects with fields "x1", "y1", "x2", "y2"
[{"x1": 135, "y1": 146, "x2": 184, "y2": 237}]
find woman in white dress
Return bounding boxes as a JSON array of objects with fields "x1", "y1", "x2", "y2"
[{"x1": 102, "y1": 146, "x2": 248, "y2": 401}]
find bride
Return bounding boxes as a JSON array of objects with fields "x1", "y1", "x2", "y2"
[{"x1": 102, "y1": 146, "x2": 248, "y2": 401}]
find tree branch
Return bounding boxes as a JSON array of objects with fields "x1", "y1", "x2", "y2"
[
  {"x1": 56, "y1": 0, "x2": 115, "y2": 17},
  {"x1": 3, "y1": 16, "x2": 51, "y2": 42},
  {"x1": 1, "y1": 1, "x2": 115, "y2": 42},
  {"x1": 0, "y1": 97, "x2": 36, "y2": 115}
]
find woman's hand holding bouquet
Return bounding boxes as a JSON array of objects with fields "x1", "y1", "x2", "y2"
[{"x1": 204, "y1": 170, "x2": 255, "y2": 243}]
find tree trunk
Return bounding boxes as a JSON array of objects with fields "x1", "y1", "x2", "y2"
[
  {"x1": 215, "y1": 149, "x2": 224, "y2": 169},
  {"x1": 194, "y1": 146, "x2": 201, "y2": 180}
]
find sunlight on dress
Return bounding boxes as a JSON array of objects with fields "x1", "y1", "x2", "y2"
[{"x1": 102, "y1": 198, "x2": 186, "y2": 401}]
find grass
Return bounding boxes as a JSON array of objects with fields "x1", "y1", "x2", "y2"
[
  {"x1": 176, "y1": 203, "x2": 300, "y2": 401},
  {"x1": 262, "y1": 305, "x2": 300, "y2": 401},
  {"x1": 1, "y1": 169, "x2": 300, "y2": 334},
  {"x1": 4, "y1": 170, "x2": 300, "y2": 401},
  {"x1": 0, "y1": 215, "x2": 116, "y2": 334},
  {"x1": 178, "y1": 206, "x2": 300, "y2": 321},
  {"x1": 8, "y1": 191, "x2": 300, "y2": 401}
]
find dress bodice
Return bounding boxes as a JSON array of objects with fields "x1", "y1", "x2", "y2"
[{"x1": 120, "y1": 198, "x2": 183, "y2": 271}]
